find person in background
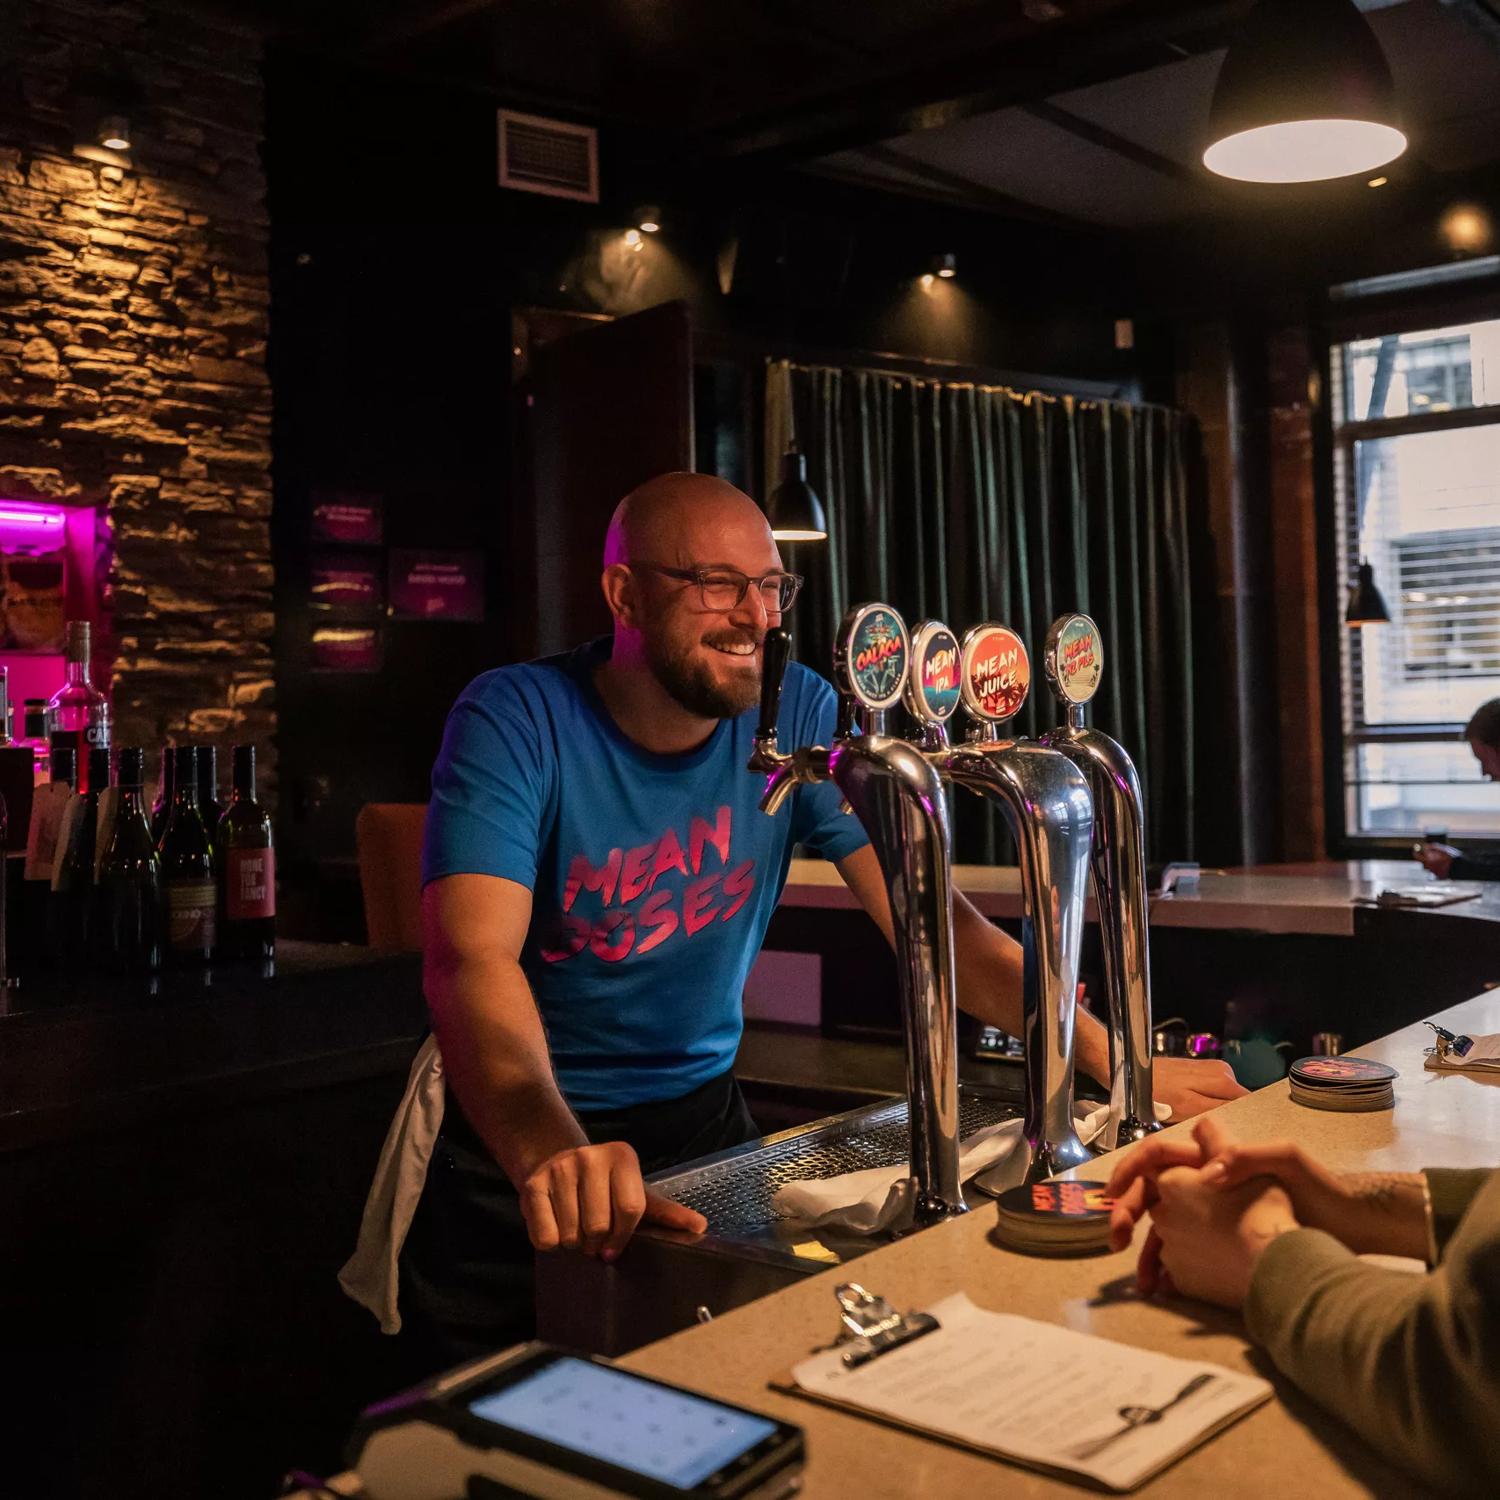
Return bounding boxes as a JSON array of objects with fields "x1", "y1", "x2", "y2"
[
  {"x1": 1416, "y1": 699, "x2": 1500, "y2": 879},
  {"x1": 1105, "y1": 1116, "x2": 1500, "y2": 1497}
]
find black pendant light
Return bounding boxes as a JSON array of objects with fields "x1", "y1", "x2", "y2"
[
  {"x1": 1345, "y1": 559, "x2": 1391, "y2": 626},
  {"x1": 1204, "y1": 0, "x2": 1406, "y2": 184},
  {"x1": 766, "y1": 446, "x2": 828, "y2": 542}
]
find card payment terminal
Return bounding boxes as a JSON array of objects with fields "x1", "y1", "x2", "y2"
[{"x1": 350, "y1": 1342, "x2": 805, "y2": 1500}]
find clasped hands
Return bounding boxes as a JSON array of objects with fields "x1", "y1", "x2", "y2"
[
  {"x1": 1106, "y1": 1117, "x2": 1433, "y2": 1309},
  {"x1": 1105, "y1": 1117, "x2": 1313, "y2": 1310}
]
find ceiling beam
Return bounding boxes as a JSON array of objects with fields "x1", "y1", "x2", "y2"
[
  {"x1": 1020, "y1": 98, "x2": 1201, "y2": 185},
  {"x1": 705, "y1": 0, "x2": 1254, "y2": 165},
  {"x1": 852, "y1": 143, "x2": 1103, "y2": 233}
]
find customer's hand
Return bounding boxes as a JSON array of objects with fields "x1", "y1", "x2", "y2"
[
  {"x1": 1416, "y1": 841, "x2": 1460, "y2": 878},
  {"x1": 1151, "y1": 1057, "x2": 1248, "y2": 1120},
  {"x1": 520, "y1": 1141, "x2": 707, "y2": 1262},
  {"x1": 1150, "y1": 1167, "x2": 1300, "y2": 1309}
]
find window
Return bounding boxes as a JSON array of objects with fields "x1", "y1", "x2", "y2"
[{"x1": 1334, "y1": 311, "x2": 1500, "y2": 839}]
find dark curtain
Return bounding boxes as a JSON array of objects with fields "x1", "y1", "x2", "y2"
[{"x1": 766, "y1": 359, "x2": 1201, "y2": 864}]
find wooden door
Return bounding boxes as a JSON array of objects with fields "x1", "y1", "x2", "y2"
[{"x1": 520, "y1": 301, "x2": 694, "y2": 657}]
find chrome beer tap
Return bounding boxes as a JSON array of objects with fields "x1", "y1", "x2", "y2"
[
  {"x1": 1040, "y1": 614, "x2": 1162, "y2": 1147},
  {"x1": 750, "y1": 607, "x2": 966, "y2": 1227},
  {"x1": 909, "y1": 620, "x2": 1097, "y2": 1189}
]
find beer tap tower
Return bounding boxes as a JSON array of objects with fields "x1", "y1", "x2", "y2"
[
  {"x1": 906, "y1": 620, "x2": 1098, "y2": 1188},
  {"x1": 1040, "y1": 614, "x2": 1162, "y2": 1146},
  {"x1": 750, "y1": 606, "x2": 967, "y2": 1228}
]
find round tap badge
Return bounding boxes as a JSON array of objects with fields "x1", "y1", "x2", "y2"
[
  {"x1": 837, "y1": 602, "x2": 910, "y2": 711},
  {"x1": 960, "y1": 623, "x2": 1030, "y2": 722},
  {"x1": 1044, "y1": 612, "x2": 1103, "y2": 706},
  {"x1": 904, "y1": 620, "x2": 961, "y2": 725}
]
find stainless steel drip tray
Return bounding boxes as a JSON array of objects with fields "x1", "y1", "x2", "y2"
[
  {"x1": 649, "y1": 1082, "x2": 1024, "y2": 1268},
  {"x1": 535, "y1": 1082, "x2": 1025, "y2": 1356}
]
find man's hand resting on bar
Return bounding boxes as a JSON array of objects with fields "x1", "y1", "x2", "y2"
[
  {"x1": 520, "y1": 1141, "x2": 706, "y2": 1263},
  {"x1": 1148, "y1": 1058, "x2": 1248, "y2": 1121}
]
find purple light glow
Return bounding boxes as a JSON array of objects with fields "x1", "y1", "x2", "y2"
[{"x1": 0, "y1": 499, "x2": 69, "y2": 551}]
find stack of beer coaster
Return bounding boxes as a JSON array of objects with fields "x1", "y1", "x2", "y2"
[
  {"x1": 992, "y1": 1180, "x2": 1114, "y2": 1256},
  {"x1": 1288, "y1": 1055, "x2": 1398, "y2": 1112}
]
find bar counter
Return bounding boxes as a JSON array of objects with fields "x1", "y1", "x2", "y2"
[{"x1": 618, "y1": 989, "x2": 1500, "y2": 1498}]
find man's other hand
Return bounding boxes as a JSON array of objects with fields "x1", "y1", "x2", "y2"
[
  {"x1": 1152, "y1": 1056, "x2": 1248, "y2": 1120},
  {"x1": 520, "y1": 1141, "x2": 707, "y2": 1262},
  {"x1": 1416, "y1": 841, "x2": 1460, "y2": 878}
]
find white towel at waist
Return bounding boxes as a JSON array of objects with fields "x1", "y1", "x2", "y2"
[
  {"x1": 338, "y1": 1035, "x2": 446, "y2": 1335},
  {"x1": 771, "y1": 1100, "x2": 1170, "y2": 1237}
]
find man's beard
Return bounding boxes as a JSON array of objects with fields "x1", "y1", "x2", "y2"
[{"x1": 646, "y1": 629, "x2": 761, "y2": 719}]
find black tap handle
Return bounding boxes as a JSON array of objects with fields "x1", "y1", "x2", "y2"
[
  {"x1": 757, "y1": 628, "x2": 793, "y2": 743},
  {"x1": 835, "y1": 694, "x2": 856, "y2": 739}
]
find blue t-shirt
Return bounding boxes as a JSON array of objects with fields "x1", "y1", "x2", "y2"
[{"x1": 422, "y1": 638, "x2": 869, "y2": 1111}]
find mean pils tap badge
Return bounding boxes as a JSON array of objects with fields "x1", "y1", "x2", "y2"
[
  {"x1": 905, "y1": 620, "x2": 961, "y2": 725},
  {"x1": 960, "y1": 624, "x2": 1029, "y2": 721},
  {"x1": 839, "y1": 602, "x2": 910, "y2": 711},
  {"x1": 1045, "y1": 613, "x2": 1102, "y2": 706}
]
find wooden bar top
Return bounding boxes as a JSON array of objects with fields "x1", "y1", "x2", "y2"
[
  {"x1": 621, "y1": 990, "x2": 1500, "y2": 1497},
  {"x1": 780, "y1": 856, "x2": 1500, "y2": 937}
]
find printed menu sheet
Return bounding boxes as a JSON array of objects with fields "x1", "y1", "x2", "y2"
[{"x1": 787, "y1": 1293, "x2": 1271, "y2": 1492}]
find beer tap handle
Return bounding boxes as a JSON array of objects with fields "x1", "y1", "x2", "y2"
[
  {"x1": 757, "y1": 628, "x2": 793, "y2": 748},
  {"x1": 835, "y1": 693, "x2": 856, "y2": 740}
]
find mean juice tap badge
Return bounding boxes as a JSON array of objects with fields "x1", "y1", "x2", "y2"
[
  {"x1": 960, "y1": 624, "x2": 1030, "y2": 722},
  {"x1": 1045, "y1": 613, "x2": 1103, "y2": 706}
]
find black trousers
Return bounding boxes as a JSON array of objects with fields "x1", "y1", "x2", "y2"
[{"x1": 397, "y1": 1069, "x2": 758, "y2": 1379}]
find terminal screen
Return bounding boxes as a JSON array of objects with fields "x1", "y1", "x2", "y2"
[{"x1": 468, "y1": 1356, "x2": 778, "y2": 1490}]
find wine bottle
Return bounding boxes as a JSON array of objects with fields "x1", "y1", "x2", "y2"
[
  {"x1": 46, "y1": 621, "x2": 110, "y2": 793},
  {"x1": 158, "y1": 744, "x2": 215, "y2": 965},
  {"x1": 98, "y1": 747, "x2": 162, "y2": 975},
  {"x1": 196, "y1": 745, "x2": 222, "y2": 861},
  {"x1": 49, "y1": 747, "x2": 108, "y2": 965},
  {"x1": 150, "y1": 745, "x2": 175, "y2": 845},
  {"x1": 218, "y1": 745, "x2": 274, "y2": 962}
]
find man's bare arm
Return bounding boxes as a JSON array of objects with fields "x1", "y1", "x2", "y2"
[
  {"x1": 423, "y1": 874, "x2": 704, "y2": 1257},
  {"x1": 833, "y1": 844, "x2": 1245, "y2": 1118}
]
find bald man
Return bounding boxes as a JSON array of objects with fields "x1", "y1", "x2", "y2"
[{"x1": 399, "y1": 472, "x2": 1244, "y2": 1369}]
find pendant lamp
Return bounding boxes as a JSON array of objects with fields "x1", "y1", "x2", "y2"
[
  {"x1": 766, "y1": 446, "x2": 828, "y2": 542},
  {"x1": 1204, "y1": 0, "x2": 1406, "y2": 184},
  {"x1": 1345, "y1": 559, "x2": 1391, "y2": 626}
]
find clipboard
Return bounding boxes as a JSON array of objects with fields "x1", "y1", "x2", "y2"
[{"x1": 770, "y1": 1283, "x2": 1272, "y2": 1494}]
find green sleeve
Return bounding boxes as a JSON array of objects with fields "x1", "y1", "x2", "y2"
[
  {"x1": 1243, "y1": 1171, "x2": 1500, "y2": 1498},
  {"x1": 1425, "y1": 1168, "x2": 1491, "y2": 1257}
]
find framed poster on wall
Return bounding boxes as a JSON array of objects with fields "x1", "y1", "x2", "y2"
[{"x1": 389, "y1": 549, "x2": 485, "y2": 622}]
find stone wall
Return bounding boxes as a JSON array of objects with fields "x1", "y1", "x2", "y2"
[{"x1": 0, "y1": 0, "x2": 274, "y2": 784}]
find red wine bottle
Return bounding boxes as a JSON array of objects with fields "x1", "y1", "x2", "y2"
[
  {"x1": 98, "y1": 747, "x2": 162, "y2": 975},
  {"x1": 158, "y1": 745, "x2": 215, "y2": 965},
  {"x1": 218, "y1": 745, "x2": 274, "y2": 962}
]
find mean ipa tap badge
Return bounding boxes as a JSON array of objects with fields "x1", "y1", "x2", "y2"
[
  {"x1": 904, "y1": 620, "x2": 961, "y2": 725},
  {"x1": 1044, "y1": 613, "x2": 1103, "y2": 707},
  {"x1": 960, "y1": 624, "x2": 1030, "y2": 722},
  {"x1": 837, "y1": 603, "x2": 910, "y2": 712}
]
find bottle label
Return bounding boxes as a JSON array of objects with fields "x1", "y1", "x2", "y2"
[
  {"x1": 166, "y1": 880, "x2": 216, "y2": 950},
  {"x1": 226, "y1": 848, "x2": 275, "y2": 921},
  {"x1": 85, "y1": 722, "x2": 110, "y2": 747}
]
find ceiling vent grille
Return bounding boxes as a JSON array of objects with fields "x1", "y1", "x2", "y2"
[{"x1": 498, "y1": 109, "x2": 599, "y2": 202}]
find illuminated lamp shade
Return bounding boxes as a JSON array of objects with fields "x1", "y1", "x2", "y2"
[
  {"x1": 1203, "y1": 0, "x2": 1406, "y2": 183},
  {"x1": 1345, "y1": 559, "x2": 1391, "y2": 627},
  {"x1": 635, "y1": 204, "x2": 661, "y2": 233},
  {"x1": 766, "y1": 447, "x2": 828, "y2": 543}
]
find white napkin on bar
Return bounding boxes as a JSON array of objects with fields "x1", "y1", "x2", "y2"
[{"x1": 771, "y1": 1100, "x2": 1169, "y2": 1236}]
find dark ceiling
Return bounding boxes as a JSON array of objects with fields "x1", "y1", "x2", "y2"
[{"x1": 242, "y1": 0, "x2": 1500, "y2": 232}]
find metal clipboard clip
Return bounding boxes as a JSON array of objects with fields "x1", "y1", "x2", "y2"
[{"x1": 834, "y1": 1282, "x2": 941, "y2": 1370}]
